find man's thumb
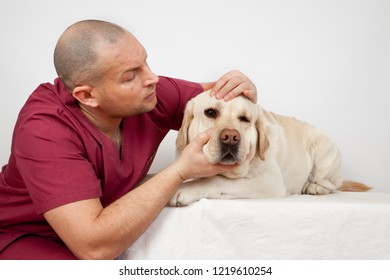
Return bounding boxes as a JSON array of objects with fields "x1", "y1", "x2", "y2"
[{"x1": 193, "y1": 129, "x2": 212, "y2": 147}]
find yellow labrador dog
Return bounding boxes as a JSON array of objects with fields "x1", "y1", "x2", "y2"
[{"x1": 168, "y1": 90, "x2": 370, "y2": 206}]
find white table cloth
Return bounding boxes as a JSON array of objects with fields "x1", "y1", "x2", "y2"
[{"x1": 120, "y1": 192, "x2": 390, "y2": 259}]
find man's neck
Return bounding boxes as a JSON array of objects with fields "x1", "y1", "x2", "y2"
[{"x1": 78, "y1": 104, "x2": 123, "y2": 148}]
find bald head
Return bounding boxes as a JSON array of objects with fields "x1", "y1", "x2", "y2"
[{"x1": 54, "y1": 20, "x2": 127, "y2": 90}]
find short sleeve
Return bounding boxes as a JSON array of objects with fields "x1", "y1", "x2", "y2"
[{"x1": 151, "y1": 76, "x2": 203, "y2": 130}]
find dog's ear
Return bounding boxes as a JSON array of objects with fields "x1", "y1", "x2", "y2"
[
  {"x1": 176, "y1": 100, "x2": 195, "y2": 150},
  {"x1": 256, "y1": 110, "x2": 269, "y2": 161}
]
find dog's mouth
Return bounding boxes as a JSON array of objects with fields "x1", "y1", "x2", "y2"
[
  {"x1": 203, "y1": 128, "x2": 249, "y2": 166},
  {"x1": 219, "y1": 143, "x2": 241, "y2": 165}
]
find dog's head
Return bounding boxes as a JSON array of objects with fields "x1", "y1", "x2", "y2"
[{"x1": 176, "y1": 91, "x2": 269, "y2": 178}]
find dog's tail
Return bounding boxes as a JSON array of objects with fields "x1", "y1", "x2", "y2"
[{"x1": 339, "y1": 180, "x2": 372, "y2": 192}]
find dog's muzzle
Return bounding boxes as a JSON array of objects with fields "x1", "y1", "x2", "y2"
[{"x1": 219, "y1": 128, "x2": 241, "y2": 164}]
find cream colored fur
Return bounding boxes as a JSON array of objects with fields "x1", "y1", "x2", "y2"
[{"x1": 168, "y1": 91, "x2": 369, "y2": 206}]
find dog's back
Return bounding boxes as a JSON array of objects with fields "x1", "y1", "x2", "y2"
[{"x1": 262, "y1": 110, "x2": 370, "y2": 194}]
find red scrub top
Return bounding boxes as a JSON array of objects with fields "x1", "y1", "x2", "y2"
[{"x1": 0, "y1": 76, "x2": 202, "y2": 252}]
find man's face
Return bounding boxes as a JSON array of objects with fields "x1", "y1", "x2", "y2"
[{"x1": 92, "y1": 32, "x2": 159, "y2": 118}]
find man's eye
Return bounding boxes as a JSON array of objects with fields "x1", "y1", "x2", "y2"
[
  {"x1": 204, "y1": 108, "x2": 218, "y2": 119},
  {"x1": 122, "y1": 71, "x2": 136, "y2": 82}
]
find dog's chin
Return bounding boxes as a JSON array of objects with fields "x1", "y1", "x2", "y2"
[
  {"x1": 220, "y1": 160, "x2": 251, "y2": 178},
  {"x1": 219, "y1": 153, "x2": 247, "y2": 165},
  {"x1": 203, "y1": 148, "x2": 252, "y2": 178},
  {"x1": 219, "y1": 154, "x2": 239, "y2": 165},
  {"x1": 204, "y1": 149, "x2": 249, "y2": 166}
]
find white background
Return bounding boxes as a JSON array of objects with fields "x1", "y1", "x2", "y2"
[{"x1": 0, "y1": 0, "x2": 389, "y2": 192}]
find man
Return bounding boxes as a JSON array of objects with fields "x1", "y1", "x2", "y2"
[{"x1": 0, "y1": 20, "x2": 257, "y2": 259}]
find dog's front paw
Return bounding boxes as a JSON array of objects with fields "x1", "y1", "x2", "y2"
[
  {"x1": 167, "y1": 191, "x2": 182, "y2": 207},
  {"x1": 168, "y1": 188, "x2": 203, "y2": 207}
]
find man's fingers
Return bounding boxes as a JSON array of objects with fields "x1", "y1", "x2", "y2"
[
  {"x1": 220, "y1": 83, "x2": 250, "y2": 101},
  {"x1": 210, "y1": 70, "x2": 238, "y2": 96},
  {"x1": 192, "y1": 129, "x2": 212, "y2": 147},
  {"x1": 243, "y1": 88, "x2": 257, "y2": 103},
  {"x1": 209, "y1": 70, "x2": 257, "y2": 103}
]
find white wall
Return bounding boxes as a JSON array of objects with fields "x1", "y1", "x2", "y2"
[{"x1": 0, "y1": 0, "x2": 389, "y2": 192}]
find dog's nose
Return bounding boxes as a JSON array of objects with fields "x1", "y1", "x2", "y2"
[{"x1": 220, "y1": 129, "x2": 240, "y2": 145}]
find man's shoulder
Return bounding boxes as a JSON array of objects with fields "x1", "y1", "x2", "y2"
[{"x1": 19, "y1": 78, "x2": 76, "y2": 119}]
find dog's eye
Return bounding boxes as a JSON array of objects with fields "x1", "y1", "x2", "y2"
[
  {"x1": 239, "y1": 115, "x2": 250, "y2": 123},
  {"x1": 204, "y1": 108, "x2": 218, "y2": 119}
]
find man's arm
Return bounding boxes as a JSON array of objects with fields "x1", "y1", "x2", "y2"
[{"x1": 44, "y1": 130, "x2": 237, "y2": 259}]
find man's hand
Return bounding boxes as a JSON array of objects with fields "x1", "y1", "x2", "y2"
[
  {"x1": 201, "y1": 70, "x2": 257, "y2": 103},
  {"x1": 173, "y1": 129, "x2": 238, "y2": 181}
]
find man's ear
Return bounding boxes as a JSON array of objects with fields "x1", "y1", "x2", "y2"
[{"x1": 72, "y1": 85, "x2": 98, "y2": 107}]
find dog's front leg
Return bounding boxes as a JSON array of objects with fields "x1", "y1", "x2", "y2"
[
  {"x1": 168, "y1": 177, "x2": 228, "y2": 207},
  {"x1": 168, "y1": 169, "x2": 287, "y2": 207}
]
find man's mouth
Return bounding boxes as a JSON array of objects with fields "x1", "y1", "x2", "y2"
[{"x1": 145, "y1": 90, "x2": 156, "y2": 101}]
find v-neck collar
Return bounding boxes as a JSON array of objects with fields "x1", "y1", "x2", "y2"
[{"x1": 54, "y1": 78, "x2": 126, "y2": 160}]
